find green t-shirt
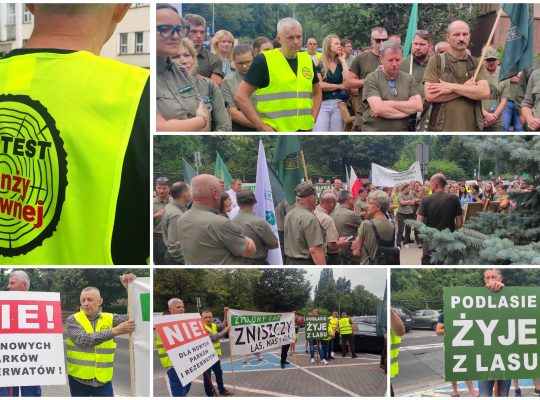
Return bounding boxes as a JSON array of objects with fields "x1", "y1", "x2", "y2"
[
  {"x1": 522, "y1": 68, "x2": 540, "y2": 119},
  {"x1": 349, "y1": 51, "x2": 381, "y2": 113},
  {"x1": 400, "y1": 55, "x2": 428, "y2": 100},
  {"x1": 482, "y1": 68, "x2": 510, "y2": 130},
  {"x1": 357, "y1": 218, "x2": 395, "y2": 265},
  {"x1": 362, "y1": 70, "x2": 419, "y2": 131},
  {"x1": 284, "y1": 204, "x2": 323, "y2": 259}
]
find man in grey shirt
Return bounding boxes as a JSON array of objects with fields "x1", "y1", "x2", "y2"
[{"x1": 65, "y1": 274, "x2": 136, "y2": 396}]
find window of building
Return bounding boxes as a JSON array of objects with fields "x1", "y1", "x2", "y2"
[
  {"x1": 119, "y1": 33, "x2": 128, "y2": 54},
  {"x1": 135, "y1": 32, "x2": 144, "y2": 53},
  {"x1": 23, "y1": 6, "x2": 32, "y2": 23},
  {"x1": 7, "y1": 4, "x2": 16, "y2": 25}
]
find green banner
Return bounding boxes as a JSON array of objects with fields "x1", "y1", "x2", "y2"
[
  {"x1": 444, "y1": 286, "x2": 540, "y2": 381},
  {"x1": 305, "y1": 316, "x2": 328, "y2": 339},
  {"x1": 231, "y1": 314, "x2": 281, "y2": 326}
]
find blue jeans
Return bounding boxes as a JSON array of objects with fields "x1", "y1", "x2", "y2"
[
  {"x1": 203, "y1": 360, "x2": 225, "y2": 396},
  {"x1": 167, "y1": 368, "x2": 191, "y2": 396},
  {"x1": 68, "y1": 376, "x2": 113, "y2": 397},
  {"x1": 0, "y1": 387, "x2": 41, "y2": 397},
  {"x1": 478, "y1": 380, "x2": 511, "y2": 397},
  {"x1": 502, "y1": 100, "x2": 523, "y2": 131},
  {"x1": 322, "y1": 340, "x2": 332, "y2": 359},
  {"x1": 308, "y1": 339, "x2": 324, "y2": 360}
]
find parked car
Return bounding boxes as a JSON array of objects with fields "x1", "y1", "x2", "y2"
[
  {"x1": 412, "y1": 309, "x2": 441, "y2": 330},
  {"x1": 332, "y1": 319, "x2": 384, "y2": 354},
  {"x1": 356, "y1": 315, "x2": 377, "y2": 326},
  {"x1": 392, "y1": 306, "x2": 413, "y2": 332}
]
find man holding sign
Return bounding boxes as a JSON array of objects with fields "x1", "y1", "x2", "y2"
[
  {"x1": 0, "y1": 271, "x2": 42, "y2": 397},
  {"x1": 65, "y1": 274, "x2": 136, "y2": 396}
]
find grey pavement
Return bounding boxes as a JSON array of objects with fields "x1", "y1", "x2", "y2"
[{"x1": 399, "y1": 243, "x2": 423, "y2": 265}]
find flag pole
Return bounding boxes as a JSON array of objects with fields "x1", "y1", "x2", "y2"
[
  {"x1": 227, "y1": 311, "x2": 237, "y2": 395},
  {"x1": 409, "y1": 53, "x2": 414, "y2": 75},
  {"x1": 300, "y1": 150, "x2": 309, "y2": 181},
  {"x1": 473, "y1": 8, "x2": 503, "y2": 81},
  {"x1": 128, "y1": 283, "x2": 136, "y2": 397}
]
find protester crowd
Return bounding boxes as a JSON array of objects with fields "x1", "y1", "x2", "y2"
[
  {"x1": 156, "y1": 4, "x2": 540, "y2": 132},
  {"x1": 153, "y1": 171, "x2": 534, "y2": 265}
]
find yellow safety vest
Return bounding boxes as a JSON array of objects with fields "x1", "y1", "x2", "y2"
[
  {"x1": 329, "y1": 316, "x2": 339, "y2": 331},
  {"x1": 339, "y1": 317, "x2": 353, "y2": 335},
  {"x1": 205, "y1": 323, "x2": 221, "y2": 356},
  {"x1": 390, "y1": 329, "x2": 401, "y2": 378},
  {"x1": 256, "y1": 49, "x2": 314, "y2": 132},
  {"x1": 65, "y1": 311, "x2": 117, "y2": 383},
  {"x1": 155, "y1": 332, "x2": 173, "y2": 368},
  {"x1": 323, "y1": 321, "x2": 334, "y2": 341},
  {"x1": 0, "y1": 50, "x2": 149, "y2": 264}
]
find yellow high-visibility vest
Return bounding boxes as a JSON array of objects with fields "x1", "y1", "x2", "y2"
[
  {"x1": 65, "y1": 311, "x2": 117, "y2": 383},
  {"x1": 339, "y1": 317, "x2": 353, "y2": 335},
  {"x1": 390, "y1": 329, "x2": 402, "y2": 378},
  {"x1": 155, "y1": 333, "x2": 172, "y2": 368},
  {"x1": 256, "y1": 49, "x2": 314, "y2": 132},
  {"x1": 0, "y1": 50, "x2": 148, "y2": 264},
  {"x1": 205, "y1": 323, "x2": 222, "y2": 356}
]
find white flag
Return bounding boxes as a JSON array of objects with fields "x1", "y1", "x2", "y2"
[
  {"x1": 255, "y1": 139, "x2": 283, "y2": 265},
  {"x1": 129, "y1": 278, "x2": 151, "y2": 397}
]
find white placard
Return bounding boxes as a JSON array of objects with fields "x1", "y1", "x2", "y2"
[{"x1": 371, "y1": 161, "x2": 423, "y2": 187}]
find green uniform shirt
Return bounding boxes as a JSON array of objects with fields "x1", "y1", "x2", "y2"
[
  {"x1": 314, "y1": 206, "x2": 340, "y2": 255},
  {"x1": 178, "y1": 204, "x2": 247, "y2": 265},
  {"x1": 157, "y1": 57, "x2": 201, "y2": 121},
  {"x1": 194, "y1": 76, "x2": 231, "y2": 131},
  {"x1": 153, "y1": 196, "x2": 170, "y2": 233},
  {"x1": 482, "y1": 67, "x2": 510, "y2": 131},
  {"x1": 508, "y1": 80, "x2": 519, "y2": 101},
  {"x1": 349, "y1": 51, "x2": 381, "y2": 114},
  {"x1": 400, "y1": 55, "x2": 429, "y2": 100},
  {"x1": 357, "y1": 218, "x2": 395, "y2": 265},
  {"x1": 197, "y1": 48, "x2": 224, "y2": 79},
  {"x1": 522, "y1": 68, "x2": 540, "y2": 119},
  {"x1": 275, "y1": 200, "x2": 294, "y2": 232},
  {"x1": 423, "y1": 52, "x2": 488, "y2": 131},
  {"x1": 162, "y1": 201, "x2": 187, "y2": 264},
  {"x1": 222, "y1": 71, "x2": 257, "y2": 110},
  {"x1": 232, "y1": 209, "x2": 278, "y2": 262},
  {"x1": 362, "y1": 69, "x2": 419, "y2": 131},
  {"x1": 354, "y1": 197, "x2": 368, "y2": 216},
  {"x1": 284, "y1": 204, "x2": 323, "y2": 259},
  {"x1": 397, "y1": 191, "x2": 415, "y2": 214},
  {"x1": 332, "y1": 206, "x2": 363, "y2": 263}
]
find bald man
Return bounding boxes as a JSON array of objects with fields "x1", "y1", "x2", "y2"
[
  {"x1": 423, "y1": 20, "x2": 489, "y2": 131},
  {"x1": 177, "y1": 174, "x2": 255, "y2": 264},
  {"x1": 314, "y1": 192, "x2": 349, "y2": 264}
]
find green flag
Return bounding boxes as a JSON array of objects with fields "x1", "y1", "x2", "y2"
[
  {"x1": 214, "y1": 151, "x2": 232, "y2": 188},
  {"x1": 182, "y1": 158, "x2": 198, "y2": 184},
  {"x1": 402, "y1": 3, "x2": 418, "y2": 59},
  {"x1": 267, "y1": 162, "x2": 285, "y2": 206},
  {"x1": 499, "y1": 4, "x2": 534, "y2": 81},
  {"x1": 271, "y1": 136, "x2": 303, "y2": 205}
]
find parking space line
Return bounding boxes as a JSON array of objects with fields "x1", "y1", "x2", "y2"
[
  {"x1": 294, "y1": 365, "x2": 361, "y2": 397},
  {"x1": 190, "y1": 378, "x2": 298, "y2": 397}
]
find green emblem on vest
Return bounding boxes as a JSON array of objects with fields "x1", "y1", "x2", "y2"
[
  {"x1": 302, "y1": 67, "x2": 313, "y2": 80},
  {"x1": 0, "y1": 94, "x2": 67, "y2": 256}
]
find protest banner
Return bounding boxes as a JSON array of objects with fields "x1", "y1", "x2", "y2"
[
  {"x1": 154, "y1": 313, "x2": 218, "y2": 387},
  {"x1": 228, "y1": 309, "x2": 295, "y2": 355},
  {"x1": 305, "y1": 316, "x2": 328, "y2": 339},
  {"x1": 129, "y1": 278, "x2": 150, "y2": 397},
  {"x1": 0, "y1": 291, "x2": 66, "y2": 386},
  {"x1": 443, "y1": 286, "x2": 540, "y2": 381},
  {"x1": 371, "y1": 162, "x2": 423, "y2": 187}
]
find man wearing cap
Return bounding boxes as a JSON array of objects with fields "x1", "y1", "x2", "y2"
[
  {"x1": 283, "y1": 182, "x2": 325, "y2": 265},
  {"x1": 232, "y1": 189, "x2": 279, "y2": 264},
  {"x1": 481, "y1": 47, "x2": 509, "y2": 131},
  {"x1": 332, "y1": 190, "x2": 363, "y2": 265}
]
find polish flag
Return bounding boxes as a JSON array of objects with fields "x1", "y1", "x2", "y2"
[{"x1": 349, "y1": 166, "x2": 363, "y2": 198}]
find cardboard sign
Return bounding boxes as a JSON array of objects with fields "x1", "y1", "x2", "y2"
[
  {"x1": 0, "y1": 291, "x2": 66, "y2": 386},
  {"x1": 154, "y1": 313, "x2": 218, "y2": 386},
  {"x1": 305, "y1": 316, "x2": 328, "y2": 339},
  {"x1": 444, "y1": 286, "x2": 540, "y2": 381},
  {"x1": 228, "y1": 309, "x2": 295, "y2": 355}
]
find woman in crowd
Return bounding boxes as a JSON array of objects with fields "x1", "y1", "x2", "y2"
[
  {"x1": 219, "y1": 192, "x2": 233, "y2": 217},
  {"x1": 252, "y1": 36, "x2": 273, "y2": 55},
  {"x1": 211, "y1": 29, "x2": 235, "y2": 78},
  {"x1": 221, "y1": 44, "x2": 257, "y2": 131},
  {"x1": 313, "y1": 35, "x2": 349, "y2": 132},
  {"x1": 482, "y1": 182, "x2": 497, "y2": 202},
  {"x1": 172, "y1": 39, "x2": 231, "y2": 131},
  {"x1": 497, "y1": 185, "x2": 511, "y2": 214},
  {"x1": 156, "y1": 4, "x2": 208, "y2": 131},
  {"x1": 457, "y1": 185, "x2": 473, "y2": 208}
]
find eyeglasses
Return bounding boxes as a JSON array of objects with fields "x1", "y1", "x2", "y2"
[
  {"x1": 388, "y1": 80, "x2": 398, "y2": 96},
  {"x1": 372, "y1": 38, "x2": 388, "y2": 43},
  {"x1": 235, "y1": 59, "x2": 253, "y2": 67},
  {"x1": 157, "y1": 24, "x2": 190, "y2": 39}
]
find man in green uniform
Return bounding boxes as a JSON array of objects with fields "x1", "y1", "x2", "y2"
[
  {"x1": 162, "y1": 181, "x2": 190, "y2": 265},
  {"x1": 153, "y1": 177, "x2": 171, "y2": 265},
  {"x1": 314, "y1": 192, "x2": 348, "y2": 265},
  {"x1": 423, "y1": 20, "x2": 490, "y2": 131},
  {"x1": 275, "y1": 199, "x2": 294, "y2": 262},
  {"x1": 232, "y1": 189, "x2": 279, "y2": 264},
  {"x1": 348, "y1": 27, "x2": 387, "y2": 130},
  {"x1": 284, "y1": 182, "x2": 325, "y2": 265},
  {"x1": 481, "y1": 48, "x2": 509, "y2": 132},
  {"x1": 332, "y1": 190, "x2": 363, "y2": 265},
  {"x1": 522, "y1": 68, "x2": 540, "y2": 131},
  {"x1": 363, "y1": 40, "x2": 422, "y2": 131},
  {"x1": 177, "y1": 174, "x2": 255, "y2": 264},
  {"x1": 184, "y1": 13, "x2": 223, "y2": 86}
]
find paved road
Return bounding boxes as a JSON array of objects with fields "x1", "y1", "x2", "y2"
[
  {"x1": 399, "y1": 243, "x2": 423, "y2": 265},
  {"x1": 154, "y1": 329, "x2": 386, "y2": 397}
]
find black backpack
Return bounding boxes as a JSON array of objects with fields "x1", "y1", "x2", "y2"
[{"x1": 363, "y1": 220, "x2": 400, "y2": 265}]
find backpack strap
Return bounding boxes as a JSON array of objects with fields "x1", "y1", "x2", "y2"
[{"x1": 369, "y1": 219, "x2": 395, "y2": 247}]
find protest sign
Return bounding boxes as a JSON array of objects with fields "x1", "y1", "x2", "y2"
[
  {"x1": 444, "y1": 286, "x2": 540, "y2": 381},
  {"x1": 154, "y1": 313, "x2": 218, "y2": 386},
  {"x1": 371, "y1": 162, "x2": 423, "y2": 187},
  {"x1": 129, "y1": 278, "x2": 150, "y2": 396},
  {"x1": 228, "y1": 309, "x2": 295, "y2": 355},
  {"x1": 305, "y1": 316, "x2": 328, "y2": 339},
  {"x1": 0, "y1": 291, "x2": 66, "y2": 386}
]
